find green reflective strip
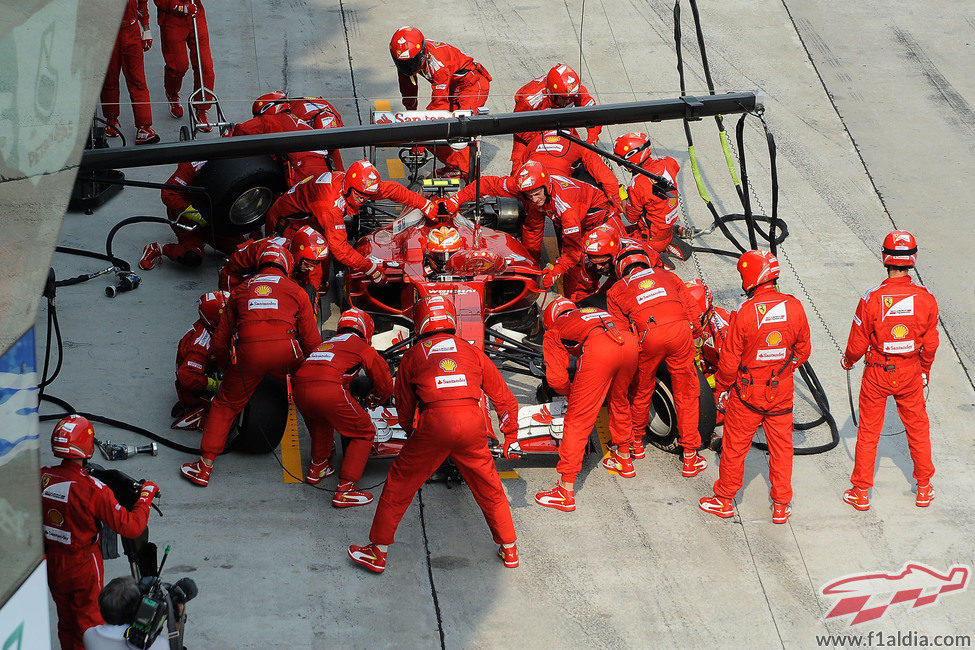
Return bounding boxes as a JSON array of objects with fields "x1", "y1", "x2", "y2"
[
  {"x1": 719, "y1": 127, "x2": 741, "y2": 187},
  {"x1": 688, "y1": 145, "x2": 711, "y2": 203}
]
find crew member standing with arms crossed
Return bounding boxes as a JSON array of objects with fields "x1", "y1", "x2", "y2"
[{"x1": 840, "y1": 231, "x2": 939, "y2": 510}]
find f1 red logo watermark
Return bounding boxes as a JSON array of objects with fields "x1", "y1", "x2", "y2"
[{"x1": 821, "y1": 563, "x2": 969, "y2": 626}]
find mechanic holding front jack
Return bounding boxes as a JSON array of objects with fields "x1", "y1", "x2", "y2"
[
  {"x1": 389, "y1": 26, "x2": 492, "y2": 178},
  {"x1": 840, "y1": 231, "x2": 939, "y2": 511},
  {"x1": 535, "y1": 297, "x2": 638, "y2": 511},
  {"x1": 180, "y1": 243, "x2": 321, "y2": 486},
  {"x1": 293, "y1": 308, "x2": 393, "y2": 507},
  {"x1": 264, "y1": 159, "x2": 437, "y2": 288},
  {"x1": 606, "y1": 248, "x2": 706, "y2": 476},
  {"x1": 42, "y1": 416, "x2": 160, "y2": 650},
  {"x1": 349, "y1": 296, "x2": 520, "y2": 574},
  {"x1": 510, "y1": 63, "x2": 602, "y2": 173},
  {"x1": 440, "y1": 160, "x2": 625, "y2": 298},
  {"x1": 699, "y1": 250, "x2": 810, "y2": 524}
]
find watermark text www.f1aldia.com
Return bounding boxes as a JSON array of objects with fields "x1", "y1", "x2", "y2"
[{"x1": 816, "y1": 631, "x2": 971, "y2": 647}]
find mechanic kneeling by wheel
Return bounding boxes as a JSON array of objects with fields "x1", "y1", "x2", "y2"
[
  {"x1": 180, "y1": 243, "x2": 322, "y2": 486},
  {"x1": 349, "y1": 296, "x2": 520, "y2": 574},
  {"x1": 293, "y1": 308, "x2": 393, "y2": 506}
]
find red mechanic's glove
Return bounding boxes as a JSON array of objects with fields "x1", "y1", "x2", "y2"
[
  {"x1": 541, "y1": 269, "x2": 561, "y2": 290},
  {"x1": 716, "y1": 391, "x2": 729, "y2": 412},
  {"x1": 141, "y1": 29, "x2": 153, "y2": 51},
  {"x1": 840, "y1": 356, "x2": 854, "y2": 371},
  {"x1": 138, "y1": 481, "x2": 160, "y2": 503},
  {"x1": 922, "y1": 372, "x2": 929, "y2": 388},
  {"x1": 439, "y1": 196, "x2": 460, "y2": 215},
  {"x1": 420, "y1": 200, "x2": 438, "y2": 220},
  {"x1": 174, "y1": 1, "x2": 198, "y2": 16},
  {"x1": 364, "y1": 260, "x2": 385, "y2": 284},
  {"x1": 502, "y1": 437, "x2": 522, "y2": 460}
]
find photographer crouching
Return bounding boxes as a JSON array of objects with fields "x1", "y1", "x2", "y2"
[
  {"x1": 83, "y1": 574, "x2": 196, "y2": 650},
  {"x1": 41, "y1": 416, "x2": 160, "y2": 650}
]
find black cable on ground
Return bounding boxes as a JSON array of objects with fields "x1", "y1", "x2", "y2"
[
  {"x1": 418, "y1": 489, "x2": 447, "y2": 650},
  {"x1": 105, "y1": 216, "x2": 171, "y2": 261}
]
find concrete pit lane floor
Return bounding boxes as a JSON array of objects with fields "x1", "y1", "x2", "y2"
[{"x1": 41, "y1": 0, "x2": 974, "y2": 647}]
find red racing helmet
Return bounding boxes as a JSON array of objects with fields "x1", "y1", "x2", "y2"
[
  {"x1": 252, "y1": 91, "x2": 289, "y2": 116},
  {"x1": 343, "y1": 160, "x2": 382, "y2": 198},
  {"x1": 51, "y1": 414, "x2": 95, "y2": 459},
  {"x1": 542, "y1": 296, "x2": 576, "y2": 330},
  {"x1": 545, "y1": 64, "x2": 582, "y2": 108},
  {"x1": 415, "y1": 295, "x2": 457, "y2": 336},
  {"x1": 514, "y1": 160, "x2": 552, "y2": 195},
  {"x1": 615, "y1": 242, "x2": 654, "y2": 278},
  {"x1": 583, "y1": 224, "x2": 620, "y2": 259},
  {"x1": 426, "y1": 226, "x2": 463, "y2": 272},
  {"x1": 258, "y1": 242, "x2": 294, "y2": 276},
  {"x1": 737, "y1": 250, "x2": 780, "y2": 293},
  {"x1": 881, "y1": 230, "x2": 918, "y2": 267},
  {"x1": 198, "y1": 290, "x2": 230, "y2": 331},
  {"x1": 684, "y1": 279, "x2": 713, "y2": 325},
  {"x1": 614, "y1": 132, "x2": 652, "y2": 166},
  {"x1": 337, "y1": 307, "x2": 375, "y2": 342},
  {"x1": 390, "y1": 26, "x2": 426, "y2": 76},
  {"x1": 290, "y1": 226, "x2": 329, "y2": 265}
]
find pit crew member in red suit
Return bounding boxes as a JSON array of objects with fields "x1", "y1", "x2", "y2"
[
  {"x1": 535, "y1": 298, "x2": 638, "y2": 512},
  {"x1": 264, "y1": 160, "x2": 435, "y2": 284},
  {"x1": 606, "y1": 250, "x2": 705, "y2": 475},
  {"x1": 685, "y1": 278, "x2": 731, "y2": 425},
  {"x1": 42, "y1": 416, "x2": 159, "y2": 650},
  {"x1": 568, "y1": 228, "x2": 664, "y2": 305},
  {"x1": 614, "y1": 132, "x2": 684, "y2": 258},
  {"x1": 289, "y1": 96, "x2": 346, "y2": 171},
  {"x1": 699, "y1": 250, "x2": 811, "y2": 524},
  {"x1": 154, "y1": 0, "x2": 215, "y2": 128},
  {"x1": 510, "y1": 64, "x2": 601, "y2": 172},
  {"x1": 100, "y1": 0, "x2": 159, "y2": 145},
  {"x1": 293, "y1": 308, "x2": 394, "y2": 506},
  {"x1": 180, "y1": 243, "x2": 321, "y2": 486},
  {"x1": 139, "y1": 160, "x2": 248, "y2": 270},
  {"x1": 173, "y1": 290, "x2": 229, "y2": 425},
  {"x1": 349, "y1": 296, "x2": 520, "y2": 573},
  {"x1": 441, "y1": 160, "x2": 623, "y2": 298},
  {"x1": 389, "y1": 26, "x2": 492, "y2": 176},
  {"x1": 231, "y1": 92, "x2": 331, "y2": 185},
  {"x1": 517, "y1": 129, "x2": 621, "y2": 209},
  {"x1": 840, "y1": 231, "x2": 939, "y2": 511}
]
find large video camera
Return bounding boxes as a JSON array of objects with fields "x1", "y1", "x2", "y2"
[{"x1": 126, "y1": 546, "x2": 198, "y2": 650}]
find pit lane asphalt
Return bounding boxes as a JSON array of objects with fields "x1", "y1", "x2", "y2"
[{"x1": 43, "y1": 0, "x2": 975, "y2": 647}]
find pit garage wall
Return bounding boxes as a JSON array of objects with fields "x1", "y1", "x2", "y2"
[{"x1": 0, "y1": 0, "x2": 126, "y2": 640}]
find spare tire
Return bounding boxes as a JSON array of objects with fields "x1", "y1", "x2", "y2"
[
  {"x1": 195, "y1": 156, "x2": 286, "y2": 236},
  {"x1": 643, "y1": 367, "x2": 716, "y2": 454},
  {"x1": 227, "y1": 376, "x2": 288, "y2": 454}
]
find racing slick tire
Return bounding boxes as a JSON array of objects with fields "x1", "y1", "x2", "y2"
[
  {"x1": 643, "y1": 367, "x2": 716, "y2": 454},
  {"x1": 195, "y1": 156, "x2": 287, "y2": 236},
  {"x1": 227, "y1": 376, "x2": 288, "y2": 454}
]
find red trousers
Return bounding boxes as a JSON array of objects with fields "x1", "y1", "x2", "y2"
[
  {"x1": 557, "y1": 331, "x2": 638, "y2": 483},
  {"x1": 101, "y1": 23, "x2": 153, "y2": 126},
  {"x1": 160, "y1": 10, "x2": 215, "y2": 108},
  {"x1": 200, "y1": 338, "x2": 302, "y2": 459},
  {"x1": 852, "y1": 362, "x2": 933, "y2": 488},
  {"x1": 714, "y1": 392, "x2": 794, "y2": 504},
  {"x1": 431, "y1": 74, "x2": 490, "y2": 175},
  {"x1": 163, "y1": 221, "x2": 242, "y2": 266},
  {"x1": 47, "y1": 550, "x2": 104, "y2": 650},
  {"x1": 631, "y1": 321, "x2": 701, "y2": 450},
  {"x1": 293, "y1": 379, "x2": 374, "y2": 483},
  {"x1": 369, "y1": 401, "x2": 515, "y2": 546}
]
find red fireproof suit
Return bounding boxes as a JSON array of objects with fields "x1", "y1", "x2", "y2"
[
  {"x1": 369, "y1": 332, "x2": 518, "y2": 546},
  {"x1": 699, "y1": 306, "x2": 731, "y2": 378},
  {"x1": 198, "y1": 267, "x2": 321, "y2": 459},
  {"x1": 154, "y1": 0, "x2": 215, "y2": 109},
  {"x1": 397, "y1": 40, "x2": 491, "y2": 174},
  {"x1": 231, "y1": 113, "x2": 331, "y2": 184},
  {"x1": 624, "y1": 155, "x2": 681, "y2": 255},
  {"x1": 519, "y1": 131, "x2": 620, "y2": 206},
  {"x1": 289, "y1": 97, "x2": 345, "y2": 171},
  {"x1": 175, "y1": 320, "x2": 218, "y2": 410},
  {"x1": 264, "y1": 172, "x2": 430, "y2": 277},
  {"x1": 568, "y1": 236, "x2": 661, "y2": 304},
  {"x1": 293, "y1": 332, "x2": 394, "y2": 482},
  {"x1": 712, "y1": 285, "x2": 811, "y2": 504},
  {"x1": 41, "y1": 462, "x2": 152, "y2": 650},
  {"x1": 511, "y1": 74, "x2": 600, "y2": 170},
  {"x1": 607, "y1": 267, "x2": 704, "y2": 451},
  {"x1": 101, "y1": 0, "x2": 154, "y2": 127},
  {"x1": 544, "y1": 308, "x2": 638, "y2": 483},
  {"x1": 842, "y1": 275, "x2": 939, "y2": 488},
  {"x1": 219, "y1": 236, "x2": 319, "y2": 298},
  {"x1": 453, "y1": 173, "x2": 623, "y2": 298},
  {"x1": 160, "y1": 161, "x2": 245, "y2": 264}
]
